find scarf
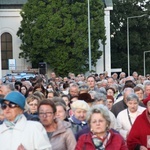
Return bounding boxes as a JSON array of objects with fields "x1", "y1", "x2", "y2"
[
  {"x1": 91, "y1": 131, "x2": 110, "y2": 150},
  {"x1": 4, "y1": 114, "x2": 23, "y2": 130}
]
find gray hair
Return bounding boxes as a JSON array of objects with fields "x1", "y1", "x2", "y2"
[
  {"x1": 122, "y1": 87, "x2": 134, "y2": 95},
  {"x1": 89, "y1": 91, "x2": 107, "y2": 104},
  {"x1": 126, "y1": 93, "x2": 139, "y2": 103},
  {"x1": 143, "y1": 80, "x2": 150, "y2": 89},
  {"x1": 86, "y1": 105, "x2": 111, "y2": 128}
]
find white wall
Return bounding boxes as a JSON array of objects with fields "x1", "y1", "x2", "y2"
[
  {"x1": 0, "y1": 9, "x2": 30, "y2": 78},
  {"x1": 95, "y1": 10, "x2": 112, "y2": 76}
]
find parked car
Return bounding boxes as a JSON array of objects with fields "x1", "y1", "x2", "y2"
[{"x1": 2, "y1": 73, "x2": 36, "y2": 82}]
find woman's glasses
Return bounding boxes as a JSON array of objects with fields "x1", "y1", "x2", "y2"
[
  {"x1": 1, "y1": 102, "x2": 18, "y2": 110},
  {"x1": 38, "y1": 112, "x2": 53, "y2": 117}
]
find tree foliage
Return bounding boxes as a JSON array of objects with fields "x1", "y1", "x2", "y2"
[
  {"x1": 111, "y1": 0, "x2": 150, "y2": 75},
  {"x1": 17, "y1": 0, "x2": 106, "y2": 76}
]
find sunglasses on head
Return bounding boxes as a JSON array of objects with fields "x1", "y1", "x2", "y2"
[{"x1": 1, "y1": 102, "x2": 18, "y2": 110}]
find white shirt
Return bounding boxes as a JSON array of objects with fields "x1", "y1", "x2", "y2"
[{"x1": 117, "y1": 106, "x2": 146, "y2": 140}]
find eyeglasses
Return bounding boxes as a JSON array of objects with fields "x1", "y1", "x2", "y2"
[
  {"x1": 38, "y1": 112, "x2": 53, "y2": 117},
  {"x1": 1, "y1": 102, "x2": 18, "y2": 110},
  {"x1": 29, "y1": 103, "x2": 38, "y2": 106}
]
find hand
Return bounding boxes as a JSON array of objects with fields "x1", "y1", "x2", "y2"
[
  {"x1": 17, "y1": 144, "x2": 25, "y2": 150},
  {"x1": 140, "y1": 146, "x2": 148, "y2": 150}
]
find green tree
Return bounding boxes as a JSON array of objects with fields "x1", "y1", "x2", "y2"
[
  {"x1": 17, "y1": 0, "x2": 106, "y2": 76},
  {"x1": 111, "y1": 0, "x2": 150, "y2": 76}
]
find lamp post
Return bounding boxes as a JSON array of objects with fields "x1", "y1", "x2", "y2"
[
  {"x1": 88, "y1": 0, "x2": 91, "y2": 72},
  {"x1": 127, "y1": 14, "x2": 147, "y2": 76},
  {"x1": 144, "y1": 51, "x2": 150, "y2": 77}
]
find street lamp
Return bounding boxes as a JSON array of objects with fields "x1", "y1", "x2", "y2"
[
  {"x1": 127, "y1": 14, "x2": 147, "y2": 76},
  {"x1": 144, "y1": 51, "x2": 150, "y2": 77},
  {"x1": 88, "y1": 0, "x2": 91, "y2": 72}
]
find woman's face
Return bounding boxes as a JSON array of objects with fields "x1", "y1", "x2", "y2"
[
  {"x1": 73, "y1": 108, "x2": 87, "y2": 121},
  {"x1": 106, "y1": 99, "x2": 113, "y2": 110},
  {"x1": 2, "y1": 100, "x2": 23, "y2": 121},
  {"x1": 62, "y1": 97, "x2": 69, "y2": 106},
  {"x1": 90, "y1": 113, "x2": 108, "y2": 136},
  {"x1": 28, "y1": 99, "x2": 38, "y2": 113},
  {"x1": 135, "y1": 90, "x2": 144, "y2": 101},
  {"x1": 39, "y1": 105, "x2": 55, "y2": 127},
  {"x1": 107, "y1": 89, "x2": 114, "y2": 96},
  {"x1": 56, "y1": 105, "x2": 66, "y2": 121},
  {"x1": 21, "y1": 87, "x2": 27, "y2": 95},
  {"x1": 47, "y1": 85, "x2": 53, "y2": 91},
  {"x1": 127, "y1": 99, "x2": 139, "y2": 113},
  {"x1": 47, "y1": 93, "x2": 54, "y2": 99}
]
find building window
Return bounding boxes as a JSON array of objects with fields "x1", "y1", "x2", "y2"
[{"x1": 1, "y1": 32, "x2": 13, "y2": 69}]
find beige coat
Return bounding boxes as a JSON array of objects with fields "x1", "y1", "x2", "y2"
[{"x1": 50, "y1": 119, "x2": 76, "y2": 150}]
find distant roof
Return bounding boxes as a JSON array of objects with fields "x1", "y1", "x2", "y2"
[{"x1": 0, "y1": 0, "x2": 27, "y2": 5}]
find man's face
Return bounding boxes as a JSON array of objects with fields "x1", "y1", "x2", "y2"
[
  {"x1": 147, "y1": 101, "x2": 150, "y2": 114},
  {"x1": 107, "y1": 78, "x2": 114, "y2": 87},
  {"x1": 0, "y1": 85, "x2": 10, "y2": 96},
  {"x1": 87, "y1": 77, "x2": 95, "y2": 89},
  {"x1": 69, "y1": 87, "x2": 79, "y2": 97},
  {"x1": 73, "y1": 108, "x2": 87, "y2": 121},
  {"x1": 145, "y1": 85, "x2": 150, "y2": 97}
]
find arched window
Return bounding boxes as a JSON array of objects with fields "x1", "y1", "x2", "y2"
[{"x1": 1, "y1": 32, "x2": 13, "y2": 69}]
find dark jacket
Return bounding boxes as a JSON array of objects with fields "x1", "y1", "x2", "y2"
[{"x1": 68, "y1": 115, "x2": 88, "y2": 137}]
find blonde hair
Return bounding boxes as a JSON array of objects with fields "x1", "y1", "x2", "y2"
[{"x1": 71, "y1": 100, "x2": 89, "y2": 111}]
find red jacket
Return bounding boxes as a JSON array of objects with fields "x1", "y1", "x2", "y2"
[
  {"x1": 127, "y1": 110, "x2": 150, "y2": 150},
  {"x1": 75, "y1": 130, "x2": 128, "y2": 150}
]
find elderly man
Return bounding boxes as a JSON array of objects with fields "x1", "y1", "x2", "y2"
[
  {"x1": 69, "y1": 83, "x2": 79, "y2": 98},
  {"x1": 0, "y1": 91, "x2": 52, "y2": 150},
  {"x1": 68, "y1": 100, "x2": 89, "y2": 136},
  {"x1": 87, "y1": 75, "x2": 100, "y2": 92},
  {"x1": 143, "y1": 80, "x2": 150, "y2": 98}
]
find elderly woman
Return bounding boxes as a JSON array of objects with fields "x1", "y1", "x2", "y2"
[
  {"x1": 117, "y1": 93, "x2": 145, "y2": 140},
  {"x1": 75, "y1": 105, "x2": 128, "y2": 150},
  {"x1": 134, "y1": 86, "x2": 144, "y2": 104},
  {"x1": 68, "y1": 100, "x2": 90, "y2": 136},
  {"x1": 127, "y1": 94, "x2": 150, "y2": 150},
  {"x1": 0, "y1": 91, "x2": 52, "y2": 150},
  {"x1": 38, "y1": 99, "x2": 76, "y2": 150}
]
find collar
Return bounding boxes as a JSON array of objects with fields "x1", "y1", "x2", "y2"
[
  {"x1": 71, "y1": 115, "x2": 87, "y2": 125},
  {"x1": 0, "y1": 115, "x2": 27, "y2": 133}
]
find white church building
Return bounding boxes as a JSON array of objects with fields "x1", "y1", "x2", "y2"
[{"x1": 0, "y1": 0, "x2": 113, "y2": 78}]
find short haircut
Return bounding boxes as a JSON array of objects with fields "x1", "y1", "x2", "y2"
[
  {"x1": 134, "y1": 86, "x2": 144, "y2": 93},
  {"x1": 126, "y1": 93, "x2": 139, "y2": 103},
  {"x1": 26, "y1": 94, "x2": 40, "y2": 104},
  {"x1": 71, "y1": 100, "x2": 89, "y2": 111},
  {"x1": 38, "y1": 99, "x2": 56, "y2": 113},
  {"x1": 86, "y1": 105, "x2": 111, "y2": 128}
]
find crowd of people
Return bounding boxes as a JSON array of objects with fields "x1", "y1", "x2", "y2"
[{"x1": 0, "y1": 71, "x2": 150, "y2": 150}]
